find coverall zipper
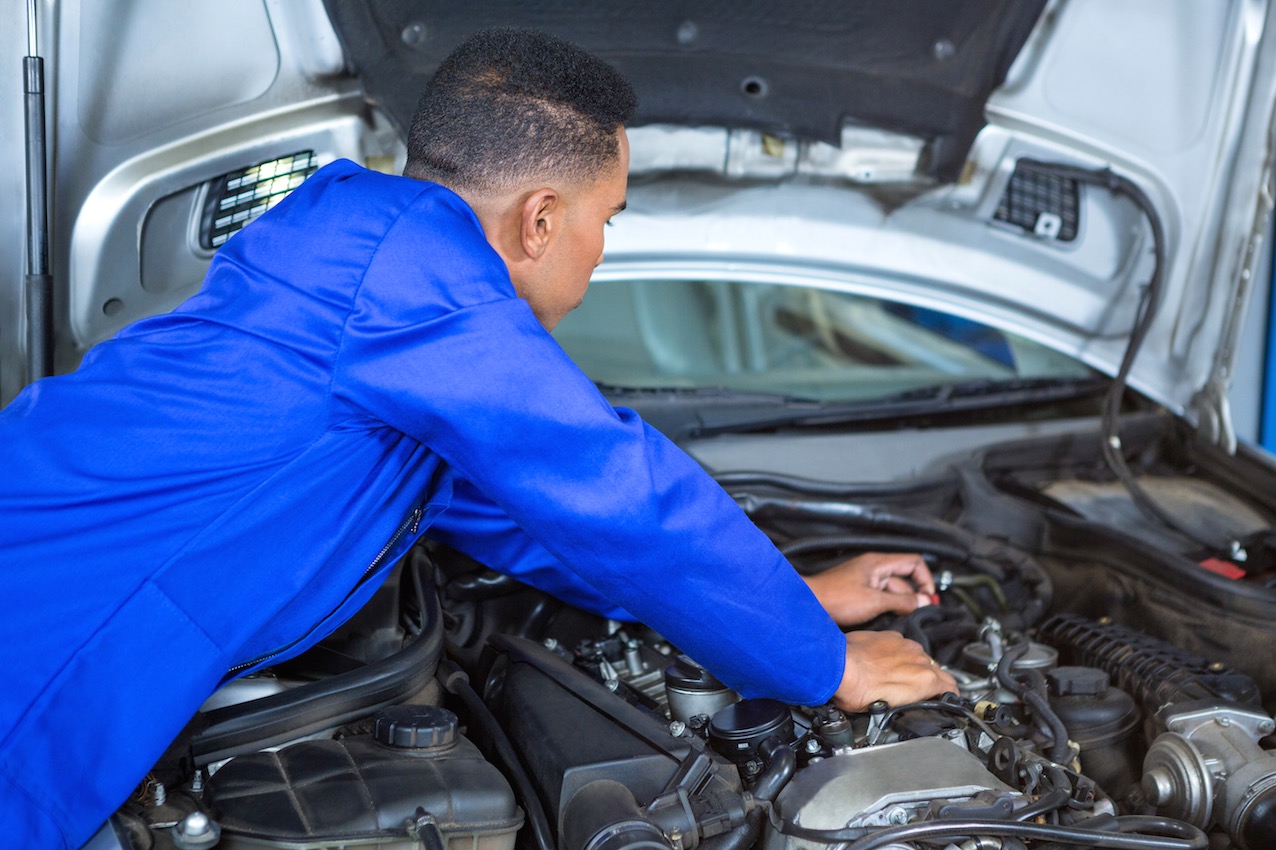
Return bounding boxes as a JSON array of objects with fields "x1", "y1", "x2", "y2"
[{"x1": 221, "y1": 502, "x2": 426, "y2": 681}]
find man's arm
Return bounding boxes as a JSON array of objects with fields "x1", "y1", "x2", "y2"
[
  {"x1": 427, "y1": 474, "x2": 636, "y2": 620},
  {"x1": 330, "y1": 185, "x2": 948, "y2": 706}
]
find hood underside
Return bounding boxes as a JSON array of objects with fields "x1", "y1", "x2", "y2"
[
  {"x1": 6, "y1": 1, "x2": 1274, "y2": 430},
  {"x1": 323, "y1": 1, "x2": 1276, "y2": 433},
  {"x1": 322, "y1": 0, "x2": 1046, "y2": 183}
]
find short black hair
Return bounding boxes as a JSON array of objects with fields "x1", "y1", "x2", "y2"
[{"x1": 405, "y1": 28, "x2": 637, "y2": 194}]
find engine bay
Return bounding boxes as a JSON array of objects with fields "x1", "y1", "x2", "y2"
[{"x1": 102, "y1": 414, "x2": 1276, "y2": 850}]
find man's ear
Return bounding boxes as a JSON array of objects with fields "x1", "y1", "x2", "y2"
[{"x1": 518, "y1": 188, "x2": 560, "y2": 260}]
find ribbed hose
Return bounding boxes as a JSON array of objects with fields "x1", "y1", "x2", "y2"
[{"x1": 1038, "y1": 614, "x2": 1261, "y2": 714}]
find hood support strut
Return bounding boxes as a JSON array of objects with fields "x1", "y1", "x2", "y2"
[{"x1": 23, "y1": 0, "x2": 52, "y2": 382}]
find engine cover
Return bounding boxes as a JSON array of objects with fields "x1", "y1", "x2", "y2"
[{"x1": 764, "y1": 737, "x2": 1021, "y2": 850}]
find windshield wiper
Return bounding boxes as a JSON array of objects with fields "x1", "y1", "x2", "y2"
[{"x1": 598, "y1": 376, "x2": 1107, "y2": 441}]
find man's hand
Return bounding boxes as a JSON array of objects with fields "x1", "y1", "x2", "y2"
[
  {"x1": 832, "y1": 630, "x2": 958, "y2": 712},
  {"x1": 802, "y1": 552, "x2": 937, "y2": 626}
]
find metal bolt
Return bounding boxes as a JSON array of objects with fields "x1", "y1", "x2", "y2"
[
  {"x1": 1217, "y1": 716, "x2": 1232, "y2": 727},
  {"x1": 676, "y1": 20, "x2": 698, "y2": 45},
  {"x1": 543, "y1": 638, "x2": 560, "y2": 651},
  {"x1": 805, "y1": 738, "x2": 822, "y2": 754},
  {"x1": 1259, "y1": 720, "x2": 1274, "y2": 735},
  {"x1": 1208, "y1": 662, "x2": 1226, "y2": 672},
  {"x1": 400, "y1": 22, "x2": 426, "y2": 47},
  {"x1": 182, "y1": 813, "x2": 210, "y2": 837},
  {"x1": 669, "y1": 720, "x2": 687, "y2": 737},
  {"x1": 932, "y1": 39, "x2": 956, "y2": 61},
  {"x1": 625, "y1": 640, "x2": 645, "y2": 676}
]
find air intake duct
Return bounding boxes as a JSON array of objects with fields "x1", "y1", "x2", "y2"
[
  {"x1": 1039, "y1": 615, "x2": 1276, "y2": 850},
  {"x1": 1036, "y1": 614, "x2": 1261, "y2": 714}
]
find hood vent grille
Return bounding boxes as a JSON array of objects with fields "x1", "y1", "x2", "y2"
[
  {"x1": 994, "y1": 164, "x2": 1079, "y2": 242},
  {"x1": 199, "y1": 151, "x2": 319, "y2": 250}
]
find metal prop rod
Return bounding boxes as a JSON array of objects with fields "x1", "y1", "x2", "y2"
[{"x1": 24, "y1": 0, "x2": 53, "y2": 381}]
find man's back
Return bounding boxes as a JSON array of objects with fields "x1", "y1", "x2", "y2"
[{"x1": 0, "y1": 161, "x2": 507, "y2": 844}]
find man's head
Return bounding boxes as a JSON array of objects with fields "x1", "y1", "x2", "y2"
[{"x1": 405, "y1": 28, "x2": 636, "y2": 330}]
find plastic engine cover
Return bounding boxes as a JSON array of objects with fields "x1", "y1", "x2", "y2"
[
  {"x1": 205, "y1": 721, "x2": 523, "y2": 850},
  {"x1": 764, "y1": 737, "x2": 1020, "y2": 850}
]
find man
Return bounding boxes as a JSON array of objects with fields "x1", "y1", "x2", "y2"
[{"x1": 0, "y1": 28, "x2": 954, "y2": 848}]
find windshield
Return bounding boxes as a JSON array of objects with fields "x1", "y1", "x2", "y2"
[{"x1": 554, "y1": 278, "x2": 1093, "y2": 402}]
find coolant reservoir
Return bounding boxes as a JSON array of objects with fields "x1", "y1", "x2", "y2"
[{"x1": 204, "y1": 706, "x2": 523, "y2": 850}]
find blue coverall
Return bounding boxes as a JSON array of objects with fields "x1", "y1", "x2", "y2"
[{"x1": 0, "y1": 160, "x2": 846, "y2": 848}]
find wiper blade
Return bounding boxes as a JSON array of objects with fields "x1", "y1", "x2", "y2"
[{"x1": 599, "y1": 376, "x2": 1106, "y2": 440}]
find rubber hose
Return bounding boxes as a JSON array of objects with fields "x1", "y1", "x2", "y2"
[
  {"x1": 779, "y1": 534, "x2": 968, "y2": 562},
  {"x1": 715, "y1": 470, "x2": 958, "y2": 501},
  {"x1": 701, "y1": 735, "x2": 795, "y2": 850},
  {"x1": 996, "y1": 646, "x2": 1071, "y2": 764},
  {"x1": 192, "y1": 570, "x2": 445, "y2": 763},
  {"x1": 439, "y1": 660, "x2": 556, "y2": 850}
]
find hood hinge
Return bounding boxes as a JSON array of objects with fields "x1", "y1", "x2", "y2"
[{"x1": 1190, "y1": 378, "x2": 1237, "y2": 454}]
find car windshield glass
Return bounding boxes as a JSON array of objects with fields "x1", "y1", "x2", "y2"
[{"x1": 553, "y1": 278, "x2": 1094, "y2": 402}]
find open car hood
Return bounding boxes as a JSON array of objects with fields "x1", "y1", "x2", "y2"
[
  {"x1": 322, "y1": 0, "x2": 1045, "y2": 183},
  {"x1": 326, "y1": 0, "x2": 1276, "y2": 443}
]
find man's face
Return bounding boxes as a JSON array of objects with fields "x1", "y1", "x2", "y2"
[{"x1": 519, "y1": 127, "x2": 630, "y2": 330}]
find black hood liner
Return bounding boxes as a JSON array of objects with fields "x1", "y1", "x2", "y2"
[{"x1": 323, "y1": 0, "x2": 1046, "y2": 183}]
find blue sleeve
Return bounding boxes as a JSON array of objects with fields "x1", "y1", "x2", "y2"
[
  {"x1": 330, "y1": 191, "x2": 847, "y2": 706},
  {"x1": 427, "y1": 474, "x2": 637, "y2": 621}
]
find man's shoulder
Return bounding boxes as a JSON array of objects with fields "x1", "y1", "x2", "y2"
[{"x1": 306, "y1": 159, "x2": 473, "y2": 220}]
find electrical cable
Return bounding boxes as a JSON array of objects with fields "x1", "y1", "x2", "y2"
[{"x1": 1016, "y1": 160, "x2": 1233, "y2": 554}]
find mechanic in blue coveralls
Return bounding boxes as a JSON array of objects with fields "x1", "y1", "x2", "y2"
[{"x1": 0, "y1": 28, "x2": 956, "y2": 848}]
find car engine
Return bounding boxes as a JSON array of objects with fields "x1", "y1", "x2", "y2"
[{"x1": 100, "y1": 417, "x2": 1276, "y2": 850}]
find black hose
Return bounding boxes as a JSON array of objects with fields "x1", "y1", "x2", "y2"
[
  {"x1": 1022, "y1": 685, "x2": 1073, "y2": 765},
  {"x1": 782, "y1": 814, "x2": 1208, "y2": 849},
  {"x1": 901, "y1": 605, "x2": 948, "y2": 654},
  {"x1": 779, "y1": 534, "x2": 969, "y2": 562},
  {"x1": 747, "y1": 498, "x2": 1015, "y2": 583},
  {"x1": 439, "y1": 660, "x2": 556, "y2": 850},
  {"x1": 715, "y1": 470, "x2": 959, "y2": 502},
  {"x1": 192, "y1": 572, "x2": 445, "y2": 763},
  {"x1": 1014, "y1": 788, "x2": 1072, "y2": 821},
  {"x1": 701, "y1": 735, "x2": 795, "y2": 850},
  {"x1": 880, "y1": 698, "x2": 1003, "y2": 744},
  {"x1": 736, "y1": 495, "x2": 963, "y2": 540},
  {"x1": 996, "y1": 643, "x2": 1072, "y2": 764},
  {"x1": 752, "y1": 735, "x2": 796, "y2": 803}
]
